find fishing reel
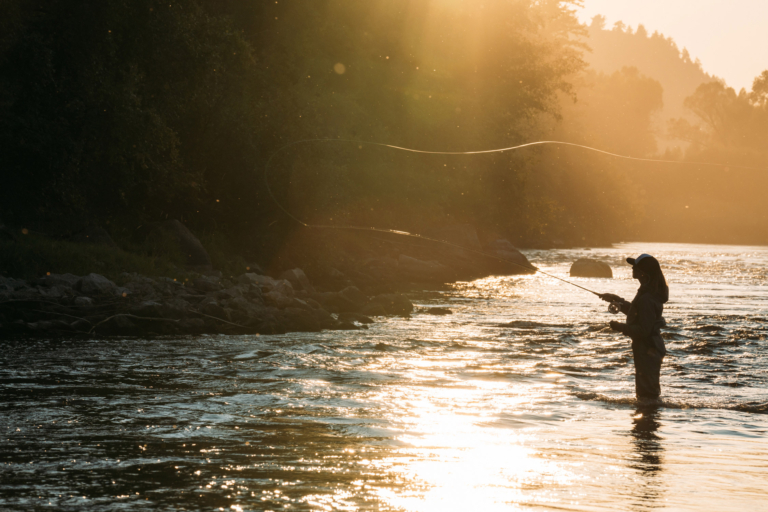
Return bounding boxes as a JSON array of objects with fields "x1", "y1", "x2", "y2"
[{"x1": 608, "y1": 302, "x2": 622, "y2": 314}]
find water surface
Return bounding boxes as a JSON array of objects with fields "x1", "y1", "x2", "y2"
[{"x1": 1, "y1": 242, "x2": 766, "y2": 511}]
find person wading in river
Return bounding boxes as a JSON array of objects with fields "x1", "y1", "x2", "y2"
[{"x1": 599, "y1": 254, "x2": 668, "y2": 400}]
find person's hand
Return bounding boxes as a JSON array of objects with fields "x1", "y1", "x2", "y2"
[
  {"x1": 609, "y1": 320, "x2": 624, "y2": 332},
  {"x1": 599, "y1": 293, "x2": 622, "y2": 303}
]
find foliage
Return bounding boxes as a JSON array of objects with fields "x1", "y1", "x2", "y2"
[
  {"x1": 0, "y1": 0, "x2": 605, "y2": 261},
  {"x1": 652, "y1": 74, "x2": 768, "y2": 244},
  {"x1": 6, "y1": 0, "x2": 757, "y2": 265},
  {"x1": 583, "y1": 16, "x2": 714, "y2": 148}
]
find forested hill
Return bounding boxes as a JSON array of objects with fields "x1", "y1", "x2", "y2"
[
  {"x1": 2, "y1": 0, "x2": 631, "y2": 260},
  {"x1": 1, "y1": 0, "x2": 765, "y2": 271},
  {"x1": 584, "y1": 16, "x2": 715, "y2": 143}
]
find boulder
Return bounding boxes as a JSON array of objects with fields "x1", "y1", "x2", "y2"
[
  {"x1": 130, "y1": 301, "x2": 165, "y2": 318},
  {"x1": 278, "y1": 307, "x2": 322, "y2": 332},
  {"x1": 369, "y1": 293, "x2": 413, "y2": 316},
  {"x1": 280, "y1": 268, "x2": 315, "y2": 293},
  {"x1": 143, "y1": 219, "x2": 212, "y2": 270},
  {"x1": 74, "y1": 296, "x2": 94, "y2": 307},
  {"x1": 39, "y1": 286, "x2": 66, "y2": 299},
  {"x1": 271, "y1": 279, "x2": 295, "y2": 297},
  {"x1": 228, "y1": 296, "x2": 267, "y2": 323},
  {"x1": 38, "y1": 273, "x2": 81, "y2": 289},
  {"x1": 486, "y1": 239, "x2": 517, "y2": 252},
  {"x1": 164, "y1": 298, "x2": 191, "y2": 318},
  {"x1": 238, "y1": 273, "x2": 269, "y2": 286},
  {"x1": 483, "y1": 239, "x2": 536, "y2": 275},
  {"x1": 316, "y1": 291, "x2": 359, "y2": 314},
  {"x1": 429, "y1": 224, "x2": 482, "y2": 251},
  {"x1": 264, "y1": 290, "x2": 293, "y2": 309},
  {"x1": 76, "y1": 273, "x2": 117, "y2": 296},
  {"x1": 123, "y1": 278, "x2": 158, "y2": 300},
  {"x1": 3, "y1": 277, "x2": 28, "y2": 291},
  {"x1": 220, "y1": 285, "x2": 243, "y2": 299},
  {"x1": 397, "y1": 255, "x2": 452, "y2": 282},
  {"x1": 339, "y1": 286, "x2": 367, "y2": 306},
  {"x1": 305, "y1": 298, "x2": 323, "y2": 310},
  {"x1": 193, "y1": 276, "x2": 222, "y2": 293},
  {"x1": 312, "y1": 267, "x2": 351, "y2": 292},
  {"x1": 308, "y1": 308, "x2": 336, "y2": 329},
  {"x1": 361, "y1": 302, "x2": 387, "y2": 317},
  {"x1": 569, "y1": 258, "x2": 613, "y2": 278},
  {"x1": 69, "y1": 226, "x2": 119, "y2": 248},
  {"x1": 201, "y1": 302, "x2": 230, "y2": 320}
]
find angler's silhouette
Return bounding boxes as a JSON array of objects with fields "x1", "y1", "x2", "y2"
[{"x1": 600, "y1": 254, "x2": 669, "y2": 400}]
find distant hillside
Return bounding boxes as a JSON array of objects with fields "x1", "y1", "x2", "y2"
[{"x1": 582, "y1": 16, "x2": 716, "y2": 150}]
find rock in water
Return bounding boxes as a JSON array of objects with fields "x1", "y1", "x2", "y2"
[{"x1": 569, "y1": 258, "x2": 613, "y2": 278}]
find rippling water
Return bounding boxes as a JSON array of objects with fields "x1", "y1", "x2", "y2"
[{"x1": 1, "y1": 243, "x2": 767, "y2": 511}]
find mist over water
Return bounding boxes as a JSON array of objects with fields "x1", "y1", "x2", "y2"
[{"x1": 1, "y1": 242, "x2": 766, "y2": 511}]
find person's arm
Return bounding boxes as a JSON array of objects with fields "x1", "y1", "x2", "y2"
[
  {"x1": 610, "y1": 297, "x2": 655, "y2": 338},
  {"x1": 599, "y1": 293, "x2": 631, "y2": 315}
]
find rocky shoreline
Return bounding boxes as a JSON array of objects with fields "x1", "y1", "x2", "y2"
[
  {"x1": 0, "y1": 223, "x2": 543, "y2": 337},
  {"x1": 0, "y1": 268, "x2": 423, "y2": 337}
]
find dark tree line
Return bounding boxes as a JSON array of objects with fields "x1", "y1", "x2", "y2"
[
  {"x1": 4, "y1": 0, "x2": 757, "y2": 257},
  {"x1": 2, "y1": 0, "x2": 606, "y2": 257}
]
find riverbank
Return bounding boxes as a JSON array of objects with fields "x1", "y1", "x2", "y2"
[{"x1": 0, "y1": 224, "x2": 536, "y2": 337}]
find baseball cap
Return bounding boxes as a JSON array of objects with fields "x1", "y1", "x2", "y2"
[{"x1": 626, "y1": 253, "x2": 653, "y2": 266}]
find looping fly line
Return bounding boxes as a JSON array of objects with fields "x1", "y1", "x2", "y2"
[{"x1": 263, "y1": 138, "x2": 764, "y2": 296}]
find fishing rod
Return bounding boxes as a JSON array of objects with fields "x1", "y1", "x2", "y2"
[{"x1": 264, "y1": 137, "x2": 762, "y2": 297}]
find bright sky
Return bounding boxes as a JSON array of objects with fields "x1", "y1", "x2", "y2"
[{"x1": 576, "y1": 0, "x2": 768, "y2": 92}]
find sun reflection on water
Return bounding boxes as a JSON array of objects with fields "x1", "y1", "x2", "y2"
[{"x1": 362, "y1": 351, "x2": 578, "y2": 511}]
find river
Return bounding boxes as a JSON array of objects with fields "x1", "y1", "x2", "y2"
[{"x1": 1, "y1": 242, "x2": 766, "y2": 511}]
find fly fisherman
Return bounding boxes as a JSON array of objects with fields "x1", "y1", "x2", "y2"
[{"x1": 599, "y1": 254, "x2": 669, "y2": 400}]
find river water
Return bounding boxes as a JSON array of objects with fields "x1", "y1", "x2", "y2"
[{"x1": 1, "y1": 242, "x2": 766, "y2": 511}]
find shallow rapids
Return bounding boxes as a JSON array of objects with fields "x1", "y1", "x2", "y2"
[{"x1": 1, "y1": 242, "x2": 766, "y2": 511}]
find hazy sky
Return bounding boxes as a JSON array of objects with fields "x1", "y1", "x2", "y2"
[{"x1": 576, "y1": 0, "x2": 768, "y2": 92}]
